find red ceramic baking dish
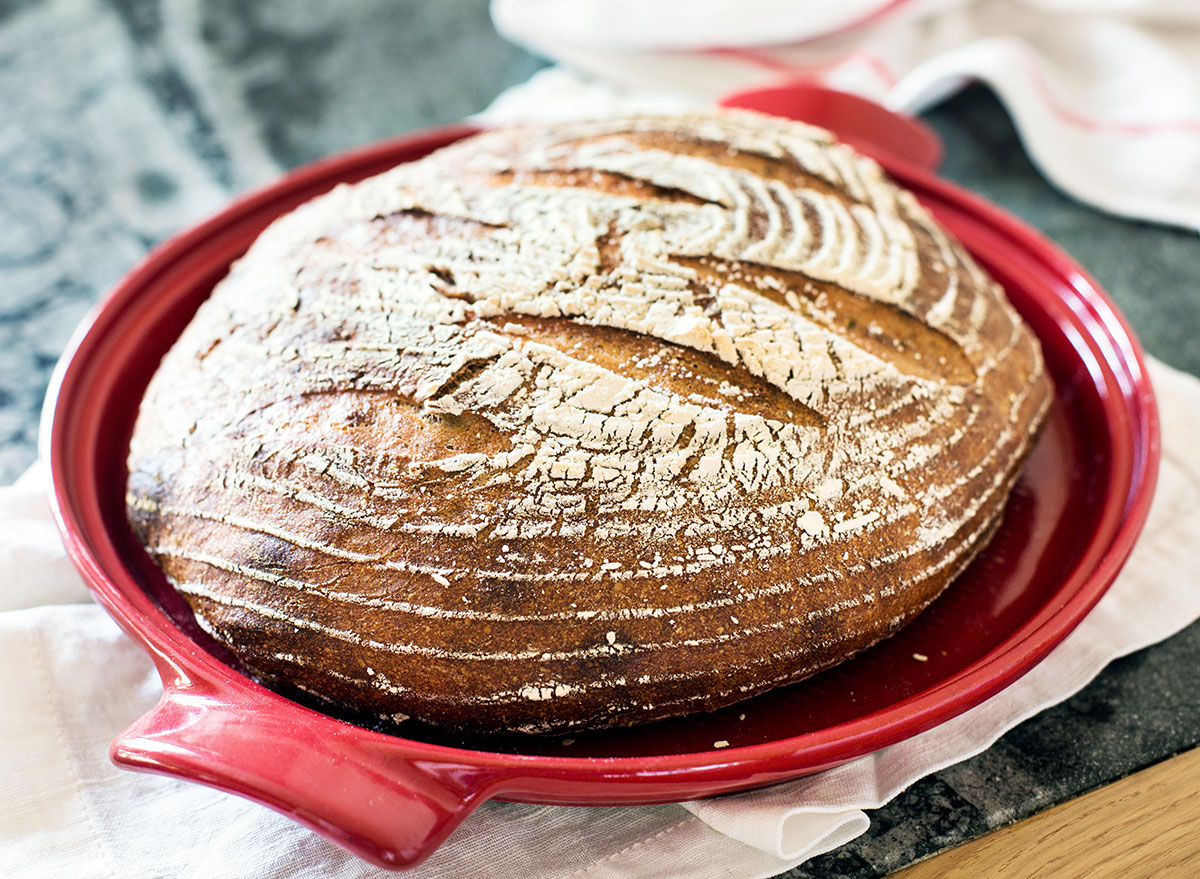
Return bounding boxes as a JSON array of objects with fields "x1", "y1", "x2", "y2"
[{"x1": 44, "y1": 102, "x2": 1159, "y2": 869}]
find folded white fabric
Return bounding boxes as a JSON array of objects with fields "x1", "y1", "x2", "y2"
[
  {"x1": 2, "y1": 357, "x2": 1198, "y2": 878},
  {"x1": 491, "y1": 0, "x2": 1200, "y2": 230}
]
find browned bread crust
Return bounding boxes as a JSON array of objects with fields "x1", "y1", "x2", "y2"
[{"x1": 126, "y1": 110, "x2": 1052, "y2": 734}]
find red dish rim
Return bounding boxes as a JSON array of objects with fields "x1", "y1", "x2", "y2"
[{"x1": 42, "y1": 122, "x2": 1160, "y2": 864}]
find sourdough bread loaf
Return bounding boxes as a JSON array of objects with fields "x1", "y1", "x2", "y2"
[{"x1": 126, "y1": 110, "x2": 1052, "y2": 734}]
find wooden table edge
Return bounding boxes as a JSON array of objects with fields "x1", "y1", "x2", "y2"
[{"x1": 890, "y1": 744, "x2": 1200, "y2": 878}]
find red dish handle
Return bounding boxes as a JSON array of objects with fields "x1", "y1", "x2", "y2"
[
  {"x1": 111, "y1": 675, "x2": 496, "y2": 870},
  {"x1": 719, "y1": 82, "x2": 944, "y2": 173}
]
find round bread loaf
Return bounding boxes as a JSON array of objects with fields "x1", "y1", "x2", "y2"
[{"x1": 126, "y1": 110, "x2": 1052, "y2": 734}]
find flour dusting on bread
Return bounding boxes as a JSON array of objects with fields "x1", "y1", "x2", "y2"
[{"x1": 127, "y1": 111, "x2": 1050, "y2": 733}]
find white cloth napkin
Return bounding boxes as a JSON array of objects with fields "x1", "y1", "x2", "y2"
[
  {"x1": 2, "y1": 357, "x2": 1199, "y2": 878},
  {"x1": 491, "y1": 0, "x2": 1200, "y2": 230}
]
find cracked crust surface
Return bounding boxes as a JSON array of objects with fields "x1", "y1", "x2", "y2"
[{"x1": 127, "y1": 110, "x2": 1052, "y2": 734}]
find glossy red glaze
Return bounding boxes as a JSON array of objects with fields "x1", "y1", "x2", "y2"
[
  {"x1": 44, "y1": 121, "x2": 1158, "y2": 869},
  {"x1": 719, "y1": 83, "x2": 945, "y2": 172}
]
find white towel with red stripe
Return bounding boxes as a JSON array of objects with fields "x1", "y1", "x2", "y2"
[{"x1": 490, "y1": 0, "x2": 1200, "y2": 230}]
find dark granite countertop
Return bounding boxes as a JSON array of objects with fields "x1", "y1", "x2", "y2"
[{"x1": 3, "y1": 1, "x2": 1198, "y2": 876}]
